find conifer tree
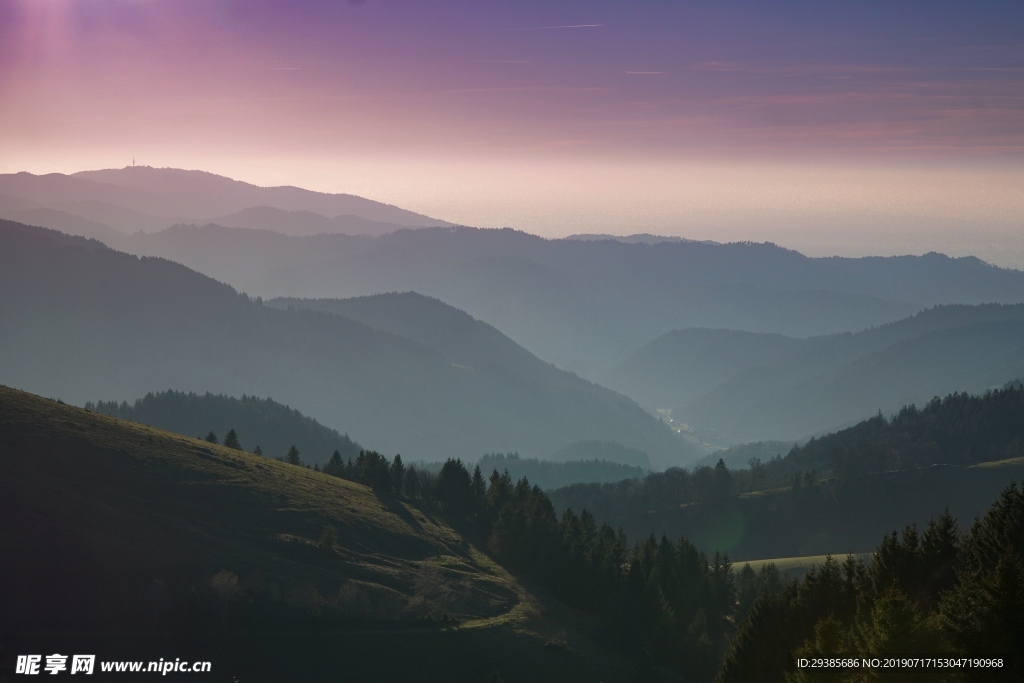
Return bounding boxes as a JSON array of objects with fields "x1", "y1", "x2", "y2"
[
  {"x1": 223, "y1": 428, "x2": 241, "y2": 450},
  {"x1": 205, "y1": 431, "x2": 218, "y2": 444},
  {"x1": 285, "y1": 445, "x2": 301, "y2": 466},
  {"x1": 390, "y1": 454, "x2": 405, "y2": 494},
  {"x1": 435, "y1": 459, "x2": 473, "y2": 514},
  {"x1": 471, "y1": 465, "x2": 487, "y2": 511},
  {"x1": 324, "y1": 450, "x2": 344, "y2": 477},
  {"x1": 784, "y1": 615, "x2": 852, "y2": 683}
]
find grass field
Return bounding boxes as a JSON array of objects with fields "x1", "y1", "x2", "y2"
[
  {"x1": 972, "y1": 455, "x2": 1024, "y2": 469},
  {"x1": 0, "y1": 384, "x2": 633, "y2": 682},
  {"x1": 739, "y1": 553, "x2": 874, "y2": 577}
]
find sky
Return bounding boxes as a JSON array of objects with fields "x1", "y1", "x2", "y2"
[{"x1": 1, "y1": 0, "x2": 1023, "y2": 265}]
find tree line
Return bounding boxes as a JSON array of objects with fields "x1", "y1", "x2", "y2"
[
  {"x1": 313, "y1": 451, "x2": 783, "y2": 679},
  {"x1": 88, "y1": 390, "x2": 362, "y2": 466},
  {"x1": 551, "y1": 385, "x2": 1024, "y2": 531},
  {"x1": 719, "y1": 484, "x2": 1024, "y2": 683},
  {"x1": 306, "y1": 447, "x2": 1022, "y2": 681}
]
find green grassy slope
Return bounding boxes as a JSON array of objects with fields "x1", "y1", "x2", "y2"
[{"x1": 0, "y1": 385, "x2": 631, "y2": 682}]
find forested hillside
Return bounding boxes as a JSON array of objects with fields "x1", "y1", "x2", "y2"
[
  {"x1": 772, "y1": 385, "x2": 1024, "y2": 478},
  {"x1": 89, "y1": 390, "x2": 362, "y2": 466},
  {"x1": 5, "y1": 381, "x2": 1020, "y2": 681},
  {"x1": 550, "y1": 386, "x2": 1024, "y2": 559},
  {"x1": 476, "y1": 453, "x2": 645, "y2": 490},
  {"x1": 719, "y1": 487, "x2": 1024, "y2": 683}
]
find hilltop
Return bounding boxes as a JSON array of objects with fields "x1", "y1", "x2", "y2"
[
  {"x1": 0, "y1": 167, "x2": 444, "y2": 236},
  {"x1": 0, "y1": 384, "x2": 631, "y2": 682}
]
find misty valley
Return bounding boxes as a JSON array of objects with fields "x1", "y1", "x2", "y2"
[{"x1": 1, "y1": 165, "x2": 1022, "y2": 683}]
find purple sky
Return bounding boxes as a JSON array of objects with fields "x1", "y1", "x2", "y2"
[{"x1": 2, "y1": 0, "x2": 1022, "y2": 263}]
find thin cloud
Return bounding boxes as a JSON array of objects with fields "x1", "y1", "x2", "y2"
[
  {"x1": 625, "y1": 71, "x2": 668, "y2": 75},
  {"x1": 687, "y1": 61, "x2": 916, "y2": 75},
  {"x1": 504, "y1": 24, "x2": 602, "y2": 31}
]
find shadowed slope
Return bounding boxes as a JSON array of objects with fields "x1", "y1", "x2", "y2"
[
  {"x1": 0, "y1": 385, "x2": 497, "y2": 627},
  {"x1": 0, "y1": 385, "x2": 633, "y2": 682}
]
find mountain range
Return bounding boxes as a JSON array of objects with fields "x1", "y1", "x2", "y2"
[
  {"x1": 6, "y1": 167, "x2": 1024, "y2": 384},
  {"x1": 0, "y1": 219, "x2": 692, "y2": 466},
  {"x1": 106, "y1": 223, "x2": 1024, "y2": 379}
]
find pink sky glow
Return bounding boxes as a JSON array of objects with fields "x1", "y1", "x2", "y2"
[{"x1": 1, "y1": 0, "x2": 1022, "y2": 265}]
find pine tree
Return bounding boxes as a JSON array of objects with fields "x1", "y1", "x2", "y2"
[
  {"x1": 854, "y1": 587, "x2": 942, "y2": 676},
  {"x1": 253, "y1": 445, "x2": 263, "y2": 456},
  {"x1": 324, "y1": 450, "x2": 344, "y2": 477},
  {"x1": 223, "y1": 428, "x2": 241, "y2": 450},
  {"x1": 435, "y1": 459, "x2": 473, "y2": 515},
  {"x1": 471, "y1": 465, "x2": 487, "y2": 512},
  {"x1": 390, "y1": 454, "x2": 405, "y2": 495},
  {"x1": 205, "y1": 431, "x2": 218, "y2": 444},
  {"x1": 785, "y1": 614, "x2": 852, "y2": 683},
  {"x1": 285, "y1": 445, "x2": 301, "y2": 466}
]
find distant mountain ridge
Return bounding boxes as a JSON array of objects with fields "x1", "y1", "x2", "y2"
[
  {"x1": 566, "y1": 233, "x2": 719, "y2": 245},
  {"x1": 97, "y1": 225, "x2": 1024, "y2": 378},
  {"x1": 267, "y1": 292, "x2": 692, "y2": 467},
  {"x1": 0, "y1": 219, "x2": 693, "y2": 467},
  {"x1": 606, "y1": 304, "x2": 1024, "y2": 442},
  {"x1": 73, "y1": 167, "x2": 444, "y2": 226},
  {"x1": 209, "y1": 206, "x2": 424, "y2": 237},
  {"x1": 6, "y1": 168, "x2": 1024, "y2": 382},
  {"x1": 269, "y1": 292, "x2": 568, "y2": 395},
  {"x1": 0, "y1": 167, "x2": 446, "y2": 237}
]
